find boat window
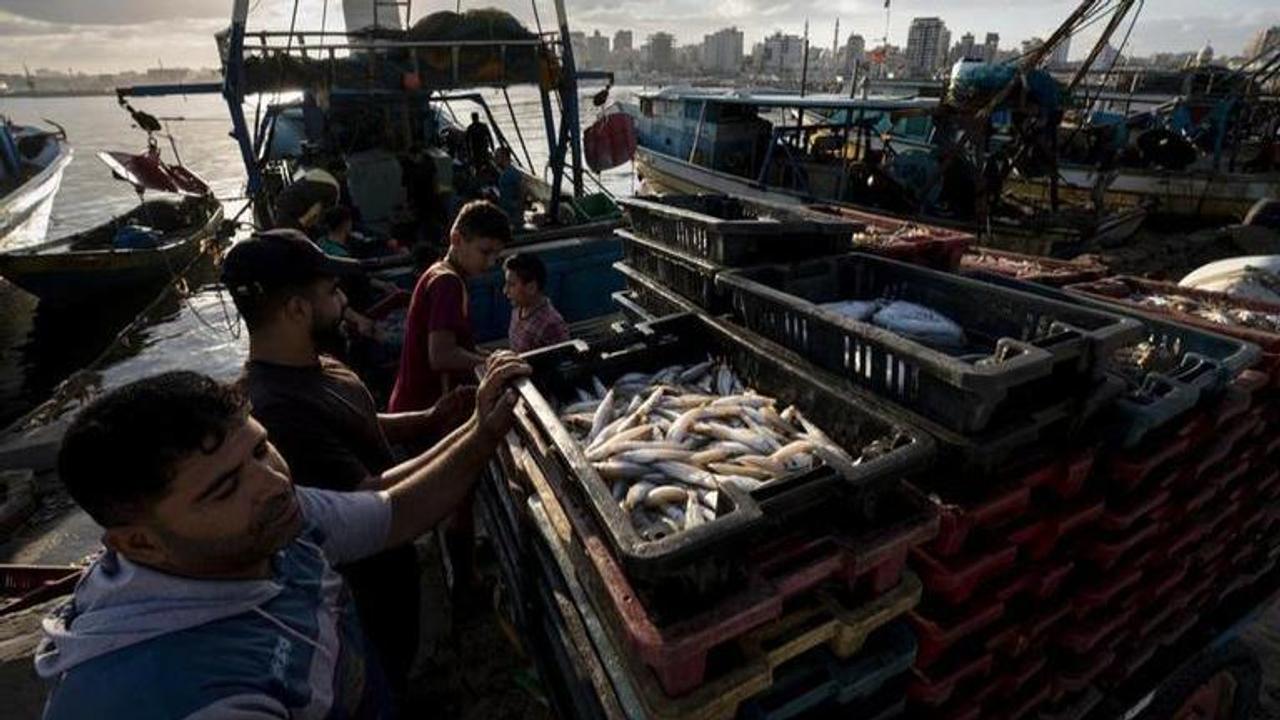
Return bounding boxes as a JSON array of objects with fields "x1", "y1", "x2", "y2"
[
  {"x1": 685, "y1": 103, "x2": 703, "y2": 120},
  {"x1": 640, "y1": 98, "x2": 653, "y2": 117}
]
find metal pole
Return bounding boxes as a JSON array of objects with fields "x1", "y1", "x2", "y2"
[
  {"x1": 225, "y1": 0, "x2": 262, "y2": 195},
  {"x1": 552, "y1": 0, "x2": 584, "y2": 198},
  {"x1": 503, "y1": 86, "x2": 536, "y2": 171}
]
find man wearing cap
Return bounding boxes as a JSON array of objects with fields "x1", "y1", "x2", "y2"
[{"x1": 222, "y1": 229, "x2": 475, "y2": 696}]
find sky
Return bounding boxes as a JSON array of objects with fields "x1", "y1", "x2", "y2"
[{"x1": 0, "y1": 0, "x2": 1277, "y2": 74}]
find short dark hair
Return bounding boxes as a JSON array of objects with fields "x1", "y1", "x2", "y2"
[
  {"x1": 58, "y1": 372, "x2": 250, "y2": 527},
  {"x1": 453, "y1": 200, "x2": 512, "y2": 244},
  {"x1": 504, "y1": 252, "x2": 547, "y2": 290},
  {"x1": 471, "y1": 112, "x2": 480, "y2": 122},
  {"x1": 228, "y1": 282, "x2": 312, "y2": 332},
  {"x1": 323, "y1": 205, "x2": 353, "y2": 233}
]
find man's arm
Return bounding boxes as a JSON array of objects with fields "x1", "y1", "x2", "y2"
[
  {"x1": 378, "y1": 354, "x2": 529, "y2": 549},
  {"x1": 377, "y1": 386, "x2": 475, "y2": 446},
  {"x1": 428, "y1": 329, "x2": 487, "y2": 371}
]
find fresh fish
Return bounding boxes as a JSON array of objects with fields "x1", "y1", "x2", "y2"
[
  {"x1": 585, "y1": 424, "x2": 658, "y2": 460},
  {"x1": 696, "y1": 423, "x2": 775, "y2": 454},
  {"x1": 870, "y1": 300, "x2": 966, "y2": 349},
  {"x1": 576, "y1": 388, "x2": 595, "y2": 404},
  {"x1": 771, "y1": 440, "x2": 817, "y2": 464},
  {"x1": 684, "y1": 494, "x2": 705, "y2": 530},
  {"x1": 662, "y1": 505, "x2": 687, "y2": 524},
  {"x1": 644, "y1": 485, "x2": 689, "y2": 508},
  {"x1": 595, "y1": 461, "x2": 651, "y2": 481},
  {"x1": 678, "y1": 360, "x2": 714, "y2": 384},
  {"x1": 562, "y1": 399, "x2": 601, "y2": 415},
  {"x1": 586, "y1": 388, "x2": 616, "y2": 444},
  {"x1": 613, "y1": 448, "x2": 697, "y2": 465},
  {"x1": 689, "y1": 446, "x2": 736, "y2": 467},
  {"x1": 591, "y1": 376, "x2": 608, "y2": 398},
  {"x1": 708, "y1": 462, "x2": 772, "y2": 480},
  {"x1": 718, "y1": 475, "x2": 764, "y2": 492},
  {"x1": 653, "y1": 461, "x2": 719, "y2": 489},
  {"x1": 623, "y1": 481, "x2": 656, "y2": 510},
  {"x1": 611, "y1": 480, "x2": 628, "y2": 502}
]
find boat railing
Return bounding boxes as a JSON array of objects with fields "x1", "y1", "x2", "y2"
[{"x1": 230, "y1": 27, "x2": 565, "y2": 93}]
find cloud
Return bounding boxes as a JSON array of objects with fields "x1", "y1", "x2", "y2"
[{"x1": 0, "y1": 0, "x2": 228, "y2": 25}]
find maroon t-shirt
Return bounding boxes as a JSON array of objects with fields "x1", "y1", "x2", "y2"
[{"x1": 389, "y1": 260, "x2": 475, "y2": 412}]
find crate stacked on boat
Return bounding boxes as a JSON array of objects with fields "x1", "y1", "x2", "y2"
[
  {"x1": 959, "y1": 248, "x2": 1108, "y2": 288},
  {"x1": 612, "y1": 258, "x2": 702, "y2": 324},
  {"x1": 497, "y1": 312, "x2": 939, "y2": 716},
  {"x1": 614, "y1": 194, "x2": 860, "y2": 312},
  {"x1": 798, "y1": 203, "x2": 974, "y2": 272}
]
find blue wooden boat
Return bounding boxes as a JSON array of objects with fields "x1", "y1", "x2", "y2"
[{"x1": 0, "y1": 195, "x2": 223, "y2": 305}]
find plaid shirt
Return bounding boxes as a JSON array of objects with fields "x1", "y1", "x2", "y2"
[{"x1": 509, "y1": 297, "x2": 570, "y2": 353}]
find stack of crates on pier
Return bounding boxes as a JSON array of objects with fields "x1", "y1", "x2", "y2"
[
  {"x1": 573, "y1": 193, "x2": 1280, "y2": 719},
  {"x1": 488, "y1": 309, "x2": 944, "y2": 720}
]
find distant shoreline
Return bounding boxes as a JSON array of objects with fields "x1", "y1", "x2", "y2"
[{"x1": 1, "y1": 90, "x2": 117, "y2": 99}]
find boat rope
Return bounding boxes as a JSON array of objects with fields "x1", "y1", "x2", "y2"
[
  {"x1": 320, "y1": 0, "x2": 329, "y2": 36},
  {"x1": 502, "y1": 87, "x2": 536, "y2": 172}
]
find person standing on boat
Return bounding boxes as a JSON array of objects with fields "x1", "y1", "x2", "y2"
[
  {"x1": 389, "y1": 200, "x2": 510, "y2": 606},
  {"x1": 494, "y1": 146, "x2": 524, "y2": 227},
  {"x1": 504, "y1": 253, "x2": 569, "y2": 353},
  {"x1": 465, "y1": 112, "x2": 494, "y2": 174},
  {"x1": 219, "y1": 229, "x2": 478, "y2": 698},
  {"x1": 35, "y1": 356, "x2": 528, "y2": 719}
]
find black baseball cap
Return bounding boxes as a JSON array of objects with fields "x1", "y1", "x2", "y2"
[{"x1": 221, "y1": 228, "x2": 361, "y2": 299}]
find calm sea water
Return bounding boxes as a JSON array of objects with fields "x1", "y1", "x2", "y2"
[{"x1": 0, "y1": 87, "x2": 637, "y2": 425}]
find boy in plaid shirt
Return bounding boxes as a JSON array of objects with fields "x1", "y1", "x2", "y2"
[{"x1": 504, "y1": 252, "x2": 570, "y2": 353}]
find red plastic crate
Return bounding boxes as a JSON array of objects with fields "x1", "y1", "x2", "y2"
[
  {"x1": 1006, "y1": 498, "x2": 1104, "y2": 561},
  {"x1": 986, "y1": 605, "x2": 1072, "y2": 660},
  {"x1": 1002, "y1": 675, "x2": 1054, "y2": 720},
  {"x1": 1042, "y1": 686, "x2": 1104, "y2": 719},
  {"x1": 1105, "y1": 433, "x2": 1192, "y2": 494},
  {"x1": 1058, "y1": 607, "x2": 1137, "y2": 655},
  {"x1": 1193, "y1": 415, "x2": 1262, "y2": 480},
  {"x1": 1101, "y1": 637, "x2": 1160, "y2": 690},
  {"x1": 804, "y1": 203, "x2": 973, "y2": 271},
  {"x1": 1021, "y1": 444, "x2": 1099, "y2": 499},
  {"x1": 911, "y1": 599, "x2": 1006, "y2": 669},
  {"x1": 1150, "y1": 524, "x2": 1208, "y2": 567},
  {"x1": 1073, "y1": 565, "x2": 1144, "y2": 619},
  {"x1": 913, "y1": 544, "x2": 1019, "y2": 605},
  {"x1": 908, "y1": 652, "x2": 994, "y2": 707},
  {"x1": 926, "y1": 482, "x2": 1032, "y2": 558},
  {"x1": 1053, "y1": 650, "x2": 1115, "y2": 699},
  {"x1": 1098, "y1": 489, "x2": 1171, "y2": 533},
  {"x1": 960, "y1": 248, "x2": 1107, "y2": 288},
  {"x1": 975, "y1": 654, "x2": 1049, "y2": 706},
  {"x1": 994, "y1": 559, "x2": 1075, "y2": 604},
  {"x1": 1084, "y1": 521, "x2": 1162, "y2": 571}
]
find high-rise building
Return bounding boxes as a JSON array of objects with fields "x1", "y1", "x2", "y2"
[
  {"x1": 905, "y1": 17, "x2": 950, "y2": 78},
  {"x1": 1097, "y1": 42, "x2": 1121, "y2": 69},
  {"x1": 843, "y1": 33, "x2": 867, "y2": 71},
  {"x1": 983, "y1": 32, "x2": 999, "y2": 62},
  {"x1": 952, "y1": 32, "x2": 977, "y2": 63},
  {"x1": 569, "y1": 31, "x2": 588, "y2": 64},
  {"x1": 647, "y1": 32, "x2": 676, "y2": 72},
  {"x1": 1247, "y1": 26, "x2": 1280, "y2": 58},
  {"x1": 702, "y1": 27, "x2": 745, "y2": 74},
  {"x1": 1049, "y1": 36, "x2": 1070, "y2": 67},
  {"x1": 586, "y1": 30, "x2": 610, "y2": 69},
  {"x1": 760, "y1": 32, "x2": 807, "y2": 75},
  {"x1": 614, "y1": 30, "x2": 634, "y2": 54}
]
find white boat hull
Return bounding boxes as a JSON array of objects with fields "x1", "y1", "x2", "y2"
[{"x1": 0, "y1": 144, "x2": 72, "y2": 251}]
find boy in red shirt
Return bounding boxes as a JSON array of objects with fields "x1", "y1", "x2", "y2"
[{"x1": 389, "y1": 200, "x2": 510, "y2": 603}]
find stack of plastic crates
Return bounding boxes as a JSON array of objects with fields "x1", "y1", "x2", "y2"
[{"x1": 495, "y1": 312, "x2": 944, "y2": 719}]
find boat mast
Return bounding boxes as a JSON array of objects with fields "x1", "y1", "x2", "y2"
[
  {"x1": 551, "y1": 0, "x2": 584, "y2": 209},
  {"x1": 224, "y1": 0, "x2": 261, "y2": 196}
]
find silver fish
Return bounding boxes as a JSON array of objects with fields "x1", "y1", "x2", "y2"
[
  {"x1": 623, "y1": 481, "x2": 656, "y2": 510},
  {"x1": 586, "y1": 388, "x2": 617, "y2": 445},
  {"x1": 644, "y1": 485, "x2": 689, "y2": 508},
  {"x1": 596, "y1": 461, "x2": 652, "y2": 481}
]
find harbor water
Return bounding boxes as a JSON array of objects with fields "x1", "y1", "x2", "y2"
[{"x1": 0, "y1": 87, "x2": 637, "y2": 426}]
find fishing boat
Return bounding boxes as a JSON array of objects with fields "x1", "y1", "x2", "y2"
[
  {"x1": 627, "y1": 88, "x2": 1148, "y2": 257},
  {"x1": 0, "y1": 146, "x2": 223, "y2": 305},
  {"x1": 118, "y1": 0, "x2": 628, "y2": 342},
  {"x1": 0, "y1": 119, "x2": 72, "y2": 251},
  {"x1": 1005, "y1": 63, "x2": 1280, "y2": 222}
]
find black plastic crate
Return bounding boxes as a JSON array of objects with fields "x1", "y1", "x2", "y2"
[
  {"x1": 716, "y1": 253, "x2": 1143, "y2": 433},
  {"x1": 967, "y1": 271, "x2": 1260, "y2": 448},
  {"x1": 618, "y1": 194, "x2": 857, "y2": 266},
  {"x1": 512, "y1": 312, "x2": 936, "y2": 593},
  {"x1": 618, "y1": 229, "x2": 726, "y2": 311},
  {"x1": 614, "y1": 259, "x2": 704, "y2": 323}
]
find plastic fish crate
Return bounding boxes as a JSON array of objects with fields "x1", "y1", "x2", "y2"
[
  {"x1": 717, "y1": 253, "x2": 1143, "y2": 434},
  {"x1": 799, "y1": 203, "x2": 973, "y2": 272},
  {"x1": 910, "y1": 595, "x2": 1006, "y2": 669},
  {"x1": 1064, "y1": 275, "x2": 1280, "y2": 385},
  {"x1": 618, "y1": 229, "x2": 727, "y2": 311},
  {"x1": 985, "y1": 604, "x2": 1072, "y2": 661},
  {"x1": 736, "y1": 621, "x2": 916, "y2": 720},
  {"x1": 1005, "y1": 496, "x2": 1104, "y2": 561},
  {"x1": 960, "y1": 248, "x2": 1107, "y2": 288},
  {"x1": 1057, "y1": 606, "x2": 1137, "y2": 655},
  {"x1": 907, "y1": 651, "x2": 995, "y2": 707},
  {"x1": 612, "y1": 290, "x2": 664, "y2": 325},
  {"x1": 614, "y1": 259, "x2": 703, "y2": 321},
  {"x1": 923, "y1": 481, "x2": 1031, "y2": 558},
  {"x1": 992, "y1": 559, "x2": 1075, "y2": 605},
  {"x1": 912, "y1": 543, "x2": 1019, "y2": 606},
  {"x1": 514, "y1": 418, "x2": 930, "y2": 703},
  {"x1": 618, "y1": 194, "x2": 857, "y2": 266},
  {"x1": 1084, "y1": 521, "x2": 1163, "y2": 572},
  {"x1": 967, "y1": 270, "x2": 1261, "y2": 449},
  {"x1": 514, "y1": 311, "x2": 936, "y2": 597}
]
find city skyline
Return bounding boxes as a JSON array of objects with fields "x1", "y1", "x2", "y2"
[{"x1": 0, "y1": 0, "x2": 1277, "y2": 75}]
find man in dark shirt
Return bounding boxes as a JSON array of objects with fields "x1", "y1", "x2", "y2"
[
  {"x1": 222, "y1": 229, "x2": 475, "y2": 696},
  {"x1": 465, "y1": 112, "x2": 494, "y2": 173}
]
